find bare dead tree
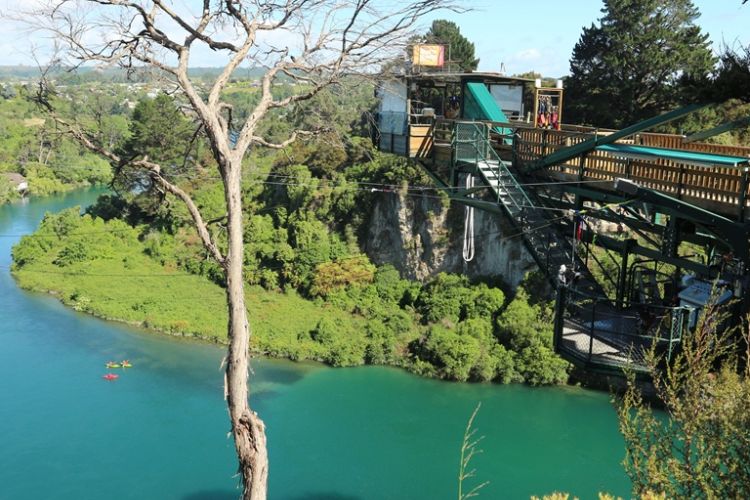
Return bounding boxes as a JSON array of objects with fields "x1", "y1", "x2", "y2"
[{"x1": 20, "y1": 1, "x2": 462, "y2": 498}]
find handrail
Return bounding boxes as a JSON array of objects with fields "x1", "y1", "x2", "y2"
[
  {"x1": 454, "y1": 121, "x2": 536, "y2": 210},
  {"x1": 582, "y1": 244, "x2": 620, "y2": 293},
  {"x1": 565, "y1": 286, "x2": 688, "y2": 313}
]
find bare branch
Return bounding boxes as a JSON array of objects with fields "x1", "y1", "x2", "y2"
[
  {"x1": 46, "y1": 114, "x2": 226, "y2": 266},
  {"x1": 152, "y1": 0, "x2": 240, "y2": 51},
  {"x1": 138, "y1": 160, "x2": 227, "y2": 267},
  {"x1": 250, "y1": 129, "x2": 317, "y2": 149}
]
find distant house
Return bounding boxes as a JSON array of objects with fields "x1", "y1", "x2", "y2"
[{"x1": 3, "y1": 173, "x2": 28, "y2": 193}]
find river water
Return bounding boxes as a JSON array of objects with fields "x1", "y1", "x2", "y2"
[{"x1": 0, "y1": 189, "x2": 630, "y2": 499}]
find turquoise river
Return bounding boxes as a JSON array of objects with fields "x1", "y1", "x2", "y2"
[{"x1": 0, "y1": 189, "x2": 630, "y2": 499}]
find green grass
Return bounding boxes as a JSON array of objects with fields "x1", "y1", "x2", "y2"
[
  {"x1": 12, "y1": 207, "x2": 570, "y2": 383},
  {"x1": 12, "y1": 213, "x2": 369, "y2": 362}
]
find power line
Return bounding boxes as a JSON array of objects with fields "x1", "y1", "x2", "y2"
[
  {"x1": 189, "y1": 170, "x2": 612, "y2": 192},
  {"x1": 1, "y1": 214, "x2": 570, "y2": 280},
  {"x1": 1, "y1": 177, "x2": 592, "y2": 240}
]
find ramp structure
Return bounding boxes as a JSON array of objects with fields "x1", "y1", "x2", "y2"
[
  {"x1": 375, "y1": 72, "x2": 750, "y2": 374},
  {"x1": 463, "y1": 82, "x2": 512, "y2": 141}
]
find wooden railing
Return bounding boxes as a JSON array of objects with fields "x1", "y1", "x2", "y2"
[
  {"x1": 403, "y1": 117, "x2": 750, "y2": 219},
  {"x1": 513, "y1": 127, "x2": 750, "y2": 219}
]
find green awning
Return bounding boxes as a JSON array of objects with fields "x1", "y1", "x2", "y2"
[{"x1": 597, "y1": 144, "x2": 749, "y2": 168}]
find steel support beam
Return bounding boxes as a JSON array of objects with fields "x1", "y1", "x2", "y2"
[
  {"x1": 525, "y1": 104, "x2": 708, "y2": 173},
  {"x1": 564, "y1": 222, "x2": 713, "y2": 276},
  {"x1": 684, "y1": 116, "x2": 750, "y2": 143}
]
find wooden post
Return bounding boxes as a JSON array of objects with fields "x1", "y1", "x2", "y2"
[{"x1": 738, "y1": 166, "x2": 749, "y2": 222}]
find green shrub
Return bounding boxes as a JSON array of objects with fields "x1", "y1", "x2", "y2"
[
  {"x1": 310, "y1": 255, "x2": 375, "y2": 297},
  {"x1": 496, "y1": 288, "x2": 570, "y2": 385},
  {"x1": 515, "y1": 340, "x2": 569, "y2": 386},
  {"x1": 54, "y1": 240, "x2": 91, "y2": 266},
  {"x1": 364, "y1": 321, "x2": 396, "y2": 365},
  {"x1": 420, "y1": 324, "x2": 481, "y2": 382},
  {"x1": 416, "y1": 273, "x2": 473, "y2": 323}
]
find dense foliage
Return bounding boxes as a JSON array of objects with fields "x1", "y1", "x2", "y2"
[
  {"x1": 0, "y1": 84, "x2": 116, "y2": 201},
  {"x1": 565, "y1": 0, "x2": 714, "y2": 128},
  {"x1": 6, "y1": 55, "x2": 572, "y2": 387},
  {"x1": 13, "y1": 200, "x2": 569, "y2": 385},
  {"x1": 617, "y1": 306, "x2": 750, "y2": 498},
  {"x1": 12, "y1": 94, "x2": 570, "y2": 385}
]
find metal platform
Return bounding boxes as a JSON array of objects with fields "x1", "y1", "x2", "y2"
[{"x1": 553, "y1": 288, "x2": 687, "y2": 373}]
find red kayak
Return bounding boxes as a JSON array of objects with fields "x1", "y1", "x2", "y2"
[{"x1": 102, "y1": 373, "x2": 119, "y2": 381}]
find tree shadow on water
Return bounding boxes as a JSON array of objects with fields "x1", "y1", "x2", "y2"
[
  {"x1": 182, "y1": 490, "x2": 361, "y2": 500},
  {"x1": 182, "y1": 491, "x2": 237, "y2": 500},
  {"x1": 285, "y1": 494, "x2": 361, "y2": 500}
]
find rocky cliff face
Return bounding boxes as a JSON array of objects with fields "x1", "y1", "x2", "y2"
[{"x1": 364, "y1": 189, "x2": 537, "y2": 287}]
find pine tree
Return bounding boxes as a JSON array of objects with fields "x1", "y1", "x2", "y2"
[
  {"x1": 424, "y1": 20, "x2": 479, "y2": 72},
  {"x1": 565, "y1": 0, "x2": 715, "y2": 128}
]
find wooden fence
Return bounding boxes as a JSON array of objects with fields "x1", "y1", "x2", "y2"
[{"x1": 513, "y1": 127, "x2": 750, "y2": 219}]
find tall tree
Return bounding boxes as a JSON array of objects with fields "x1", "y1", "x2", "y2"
[
  {"x1": 424, "y1": 19, "x2": 479, "y2": 72},
  {"x1": 25, "y1": 1, "x2": 460, "y2": 498},
  {"x1": 713, "y1": 44, "x2": 750, "y2": 103},
  {"x1": 565, "y1": 0, "x2": 715, "y2": 128}
]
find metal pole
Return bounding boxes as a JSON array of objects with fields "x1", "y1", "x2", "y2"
[
  {"x1": 738, "y1": 167, "x2": 749, "y2": 222},
  {"x1": 577, "y1": 153, "x2": 587, "y2": 180},
  {"x1": 589, "y1": 300, "x2": 596, "y2": 363},
  {"x1": 553, "y1": 286, "x2": 567, "y2": 353},
  {"x1": 546, "y1": 230, "x2": 551, "y2": 274},
  {"x1": 616, "y1": 239, "x2": 632, "y2": 309}
]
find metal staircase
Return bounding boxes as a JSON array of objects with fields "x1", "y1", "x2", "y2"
[{"x1": 453, "y1": 122, "x2": 605, "y2": 298}]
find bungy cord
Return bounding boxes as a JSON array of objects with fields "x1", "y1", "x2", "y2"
[{"x1": 463, "y1": 174, "x2": 475, "y2": 262}]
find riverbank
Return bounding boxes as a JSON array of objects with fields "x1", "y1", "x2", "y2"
[{"x1": 12, "y1": 203, "x2": 570, "y2": 385}]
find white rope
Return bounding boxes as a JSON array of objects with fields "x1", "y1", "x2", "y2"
[{"x1": 463, "y1": 174, "x2": 475, "y2": 262}]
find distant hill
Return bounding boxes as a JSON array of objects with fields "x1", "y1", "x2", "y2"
[{"x1": 0, "y1": 65, "x2": 267, "y2": 82}]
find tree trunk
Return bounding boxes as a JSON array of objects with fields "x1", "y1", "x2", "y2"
[{"x1": 223, "y1": 159, "x2": 268, "y2": 500}]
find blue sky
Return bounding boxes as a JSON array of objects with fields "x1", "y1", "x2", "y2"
[
  {"x1": 0, "y1": 0, "x2": 746, "y2": 76},
  {"x1": 433, "y1": 0, "x2": 749, "y2": 77}
]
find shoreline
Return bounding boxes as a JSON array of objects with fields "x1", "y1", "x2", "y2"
[{"x1": 9, "y1": 276, "x2": 537, "y2": 386}]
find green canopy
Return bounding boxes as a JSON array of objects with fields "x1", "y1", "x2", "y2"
[{"x1": 463, "y1": 81, "x2": 512, "y2": 143}]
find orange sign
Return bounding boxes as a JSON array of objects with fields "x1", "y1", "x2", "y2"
[{"x1": 412, "y1": 44, "x2": 445, "y2": 67}]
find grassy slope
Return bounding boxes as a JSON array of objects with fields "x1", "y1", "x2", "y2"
[{"x1": 13, "y1": 226, "x2": 368, "y2": 360}]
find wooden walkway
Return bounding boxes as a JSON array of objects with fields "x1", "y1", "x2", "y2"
[{"x1": 411, "y1": 120, "x2": 750, "y2": 220}]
